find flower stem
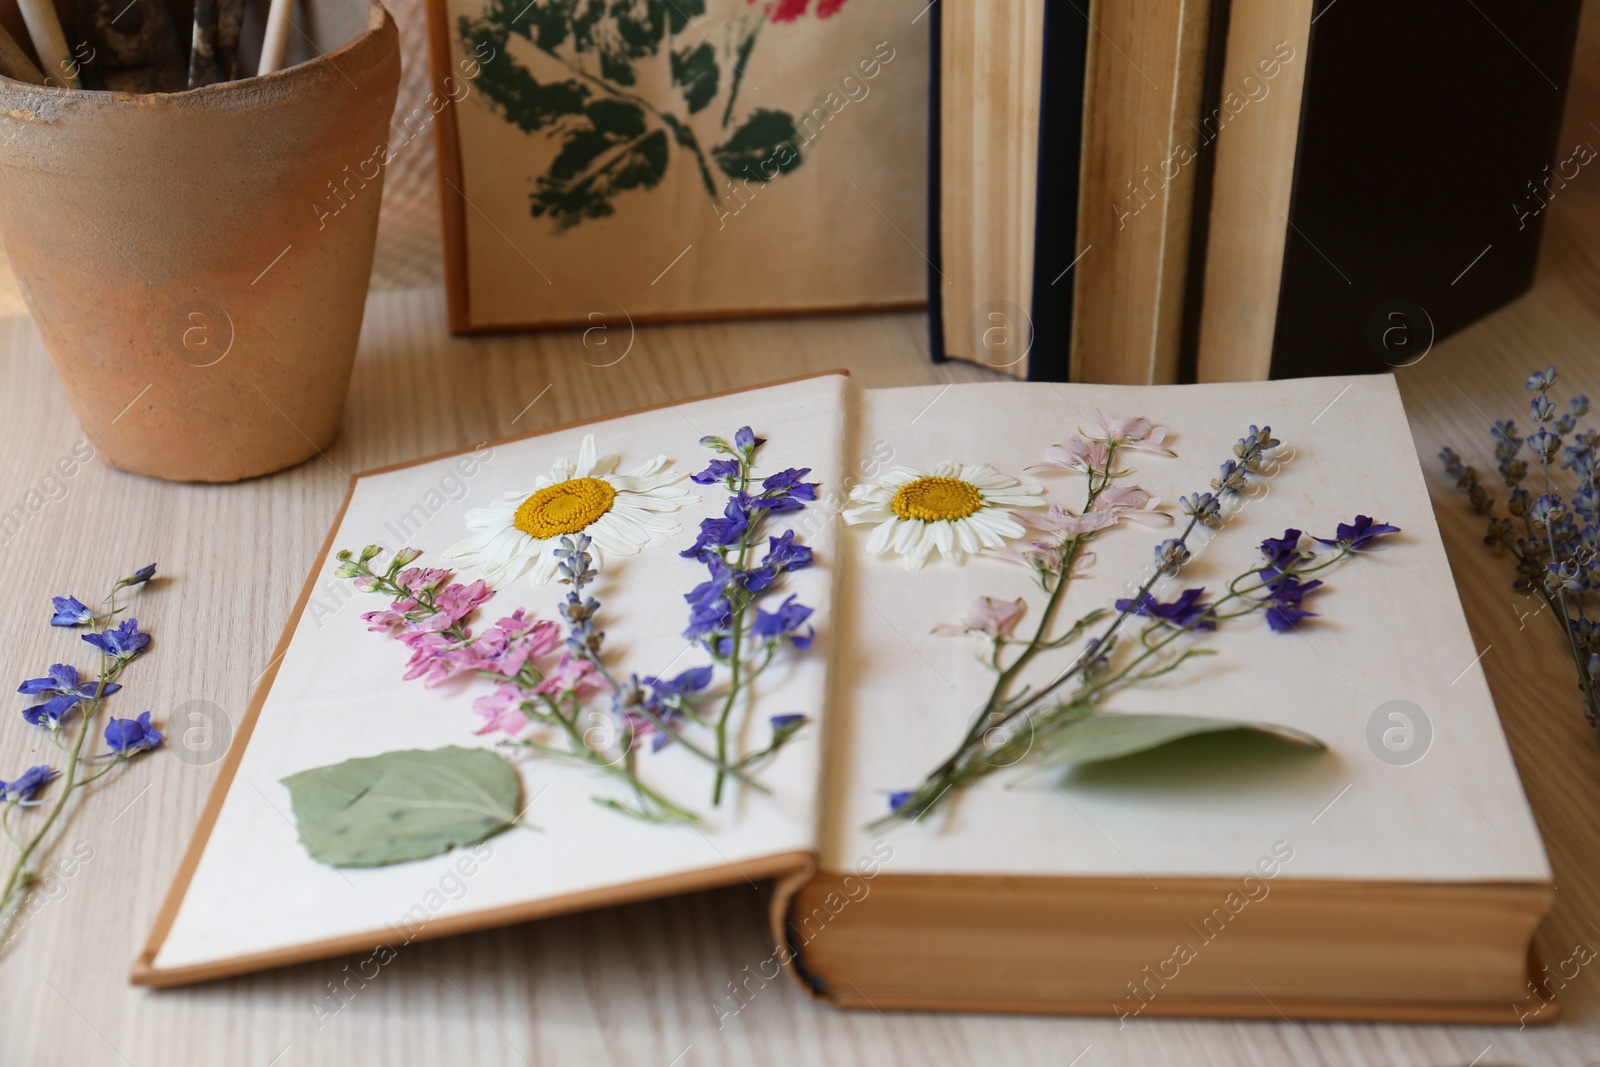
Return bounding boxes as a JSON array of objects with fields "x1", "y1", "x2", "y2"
[
  {"x1": 712, "y1": 456, "x2": 756, "y2": 806},
  {"x1": 0, "y1": 585, "x2": 132, "y2": 940}
]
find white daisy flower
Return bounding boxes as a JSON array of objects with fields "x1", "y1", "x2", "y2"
[
  {"x1": 443, "y1": 434, "x2": 695, "y2": 587},
  {"x1": 842, "y1": 462, "x2": 1044, "y2": 569}
]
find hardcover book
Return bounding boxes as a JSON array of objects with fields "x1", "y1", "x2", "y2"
[
  {"x1": 135, "y1": 373, "x2": 1552, "y2": 1023},
  {"x1": 929, "y1": 0, "x2": 1212, "y2": 384},
  {"x1": 425, "y1": 0, "x2": 929, "y2": 333},
  {"x1": 1190, "y1": 0, "x2": 1584, "y2": 382}
]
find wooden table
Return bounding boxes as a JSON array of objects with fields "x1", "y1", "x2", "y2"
[{"x1": 4, "y1": 22, "x2": 1600, "y2": 1067}]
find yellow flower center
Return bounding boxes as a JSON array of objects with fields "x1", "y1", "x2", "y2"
[
  {"x1": 890, "y1": 476, "x2": 983, "y2": 522},
  {"x1": 514, "y1": 477, "x2": 617, "y2": 539}
]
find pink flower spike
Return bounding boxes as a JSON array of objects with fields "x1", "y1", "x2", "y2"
[
  {"x1": 1090, "y1": 411, "x2": 1175, "y2": 456},
  {"x1": 933, "y1": 596, "x2": 1027, "y2": 638}
]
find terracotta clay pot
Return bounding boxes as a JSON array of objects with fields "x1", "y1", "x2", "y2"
[{"x1": 0, "y1": 0, "x2": 400, "y2": 481}]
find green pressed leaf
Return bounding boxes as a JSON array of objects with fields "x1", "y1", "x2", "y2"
[
  {"x1": 533, "y1": 100, "x2": 670, "y2": 228},
  {"x1": 712, "y1": 108, "x2": 803, "y2": 183},
  {"x1": 281, "y1": 747, "x2": 522, "y2": 868},
  {"x1": 671, "y1": 42, "x2": 719, "y2": 114},
  {"x1": 1038, "y1": 713, "x2": 1323, "y2": 768},
  {"x1": 666, "y1": 0, "x2": 705, "y2": 33},
  {"x1": 458, "y1": 18, "x2": 589, "y2": 133}
]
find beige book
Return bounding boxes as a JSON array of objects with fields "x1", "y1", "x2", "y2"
[
  {"x1": 136, "y1": 374, "x2": 1552, "y2": 1025},
  {"x1": 936, "y1": 0, "x2": 1211, "y2": 384},
  {"x1": 1192, "y1": 0, "x2": 1314, "y2": 383}
]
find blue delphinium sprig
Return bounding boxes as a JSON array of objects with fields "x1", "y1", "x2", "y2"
[
  {"x1": 1441, "y1": 364, "x2": 1600, "y2": 737},
  {"x1": 877, "y1": 426, "x2": 1399, "y2": 828},
  {"x1": 2, "y1": 565, "x2": 163, "y2": 943},
  {"x1": 681, "y1": 427, "x2": 820, "y2": 805}
]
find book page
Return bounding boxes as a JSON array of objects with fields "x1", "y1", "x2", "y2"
[
  {"x1": 150, "y1": 376, "x2": 848, "y2": 975},
  {"x1": 821, "y1": 376, "x2": 1550, "y2": 885}
]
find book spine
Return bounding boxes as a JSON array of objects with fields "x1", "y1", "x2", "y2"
[{"x1": 927, "y1": 0, "x2": 946, "y2": 364}]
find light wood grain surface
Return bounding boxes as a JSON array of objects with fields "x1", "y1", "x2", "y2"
[{"x1": 1, "y1": 5, "x2": 1599, "y2": 1067}]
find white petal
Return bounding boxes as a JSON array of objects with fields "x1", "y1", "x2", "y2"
[
  {"x1": 865, "y1": 518, "x2": 899, "y2": 555},
  {"x1": 574, "y1": 434, "x2": 599, "y2": 478},
  {"x1": 961, "y1": 463, "x2": 1016, "y2": 489},
  {"x1": 844, "y1": 502, "x2": 891, "y2": 525},
  {"x1": 951, "y1": 517, "x2": 980, "y2": 555},
  {"x1": 902, "y1": 526, "x2": 936, "y2": 568}
]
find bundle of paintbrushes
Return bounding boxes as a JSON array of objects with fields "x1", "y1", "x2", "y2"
[{"x1": 0, "y1": 0, "x2": 295, "y2": 90}]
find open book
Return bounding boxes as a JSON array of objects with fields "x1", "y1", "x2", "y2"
[{"x1": 134, "y1": 373, "x2": 1553, "y2": 1023}]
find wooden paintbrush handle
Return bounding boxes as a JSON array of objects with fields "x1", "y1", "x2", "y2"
[
  {"x1": 16, "y1": 0, "x2": 78, "y2": 87},
  {"x1": 0, "y1": 21, "x2": 47, "y2": 84}
]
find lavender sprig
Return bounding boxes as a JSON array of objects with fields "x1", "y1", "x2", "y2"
[
  {"x1": 1441, "y1": 363, "x2": 1600, "y2": 737},
  {"x1": 2, "y1": 566, "x2": 163, "y2": 944}
]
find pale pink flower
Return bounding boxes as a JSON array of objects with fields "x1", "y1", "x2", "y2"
[
  {"x1": 1037, "y1": 436, "x2": 1111, "y2": 472},
  {"x1": 1090, "y1": 485, "x2": 1172, "y2": 527},
  {"x1": 1022, "y1": 504, "x2": 1120, "y2": 539},
  {"x1": 1088, "y1": 411, "x2": 1175, "y2": 455},
  {"x1": 933, "y1": 596, "x2": 1027, "y2": 638}
]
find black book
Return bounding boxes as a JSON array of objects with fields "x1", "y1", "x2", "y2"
[{"x1": 1189, "y1": 0, "x2": 1584, "y2": 381}]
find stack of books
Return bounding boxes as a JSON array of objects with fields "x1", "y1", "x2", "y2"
[{"x1": 928, "y1": 0, "x2": 1585, "y2": 383}]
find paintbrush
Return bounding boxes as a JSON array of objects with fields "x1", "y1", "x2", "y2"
[
  {"x1": 0, "y1": 21, "x2": 46, "y2": 83},
  {"x1": 257, "y1": 0, "x2": 292, "y2": 75},
  {"x1": 16, "y1": 0, "x2": 78, "y2": 87}
]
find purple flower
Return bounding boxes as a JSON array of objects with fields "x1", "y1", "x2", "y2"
[
  {"x1": 734, "y1": 426, "x2": 763, "y2": 452},
  {"x1": 751, "y1": 595, "x2": 814, "y2": 649},
  {"x1": 1311, "y1": 516, "x2": 1400, "y2": 550},
  {"x1": 683, "y1": 558, "x2": 736, "y2": 639},
  {"x1": 82, "y1": 618, "x2": 150, "y2": 660},
  {"x1": 122, "y1": 564, "x2": 157, "y2": 586},
  {"x1": 747, "y1": 531, "x2": 813, "y2": 591},
  {"x1": 690, "y1": 458, "x2": 741, "y2": 485},
  {"x1": 104, "y1": 711, "x2": 163, "y2": 755},
  {"x1": 643, "y1": 666, "x2": 713, "y2": 704},
  {"x1": 680, "y1": 504, "x2": 750, "y2": 560},
  {"x1": 18, "y1": 664, "x2": 119, "y2": 727},
  {"x1": 770, "y1": 713, "x2": 806, "y2": 733},
  {"x1": 0, "y1": 765, "x2": 58, "y2": 803},
  {"x1": 50, "y1": 596, "x2": 95, "y2": 627},
  {"x1": 1258, "y1": 528, "x2": 1302, "y2": 572},
  {"x1": 1264, "y1": 576, "x2": 1323, "y2": 632},
  {"x1": 761, "y1": 468, "x2": 818, "y2": 500},
  {"x1": 887, "y1": 790, "x2": 912, "y2": 812},
  {"x1": 1114, "y1": 588, "x2": 1215, "y2": 630},
  {"x1": 752, "y1": 493, "x2": 807, "y2": 514}
]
